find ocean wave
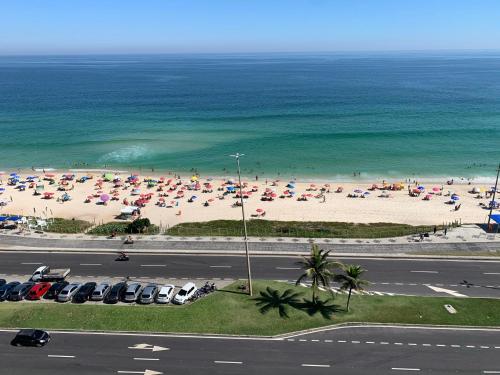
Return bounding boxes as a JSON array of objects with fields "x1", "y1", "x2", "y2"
[{"x1": 98, "y1": 145, "x2": 150, "y2": 163}]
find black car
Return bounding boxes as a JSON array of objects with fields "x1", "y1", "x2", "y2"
[
  {"x1": 72, "y1": 282, "x2": 96, "y2": 303},
  {"x1": 0, "y1": 282, "x2": 20, "y2": 301},
  {"x1": 104, "y1": 282, "x2": 127, "y2": 304},
  {"x1": 0, "y1": 279, "x2": 6, "y2": 287},
  {"x1": 8, "y1": 282, "x2": 35, "y2": 301},
  {"x1": 11, "y1": 329, "x2": 50, "y2": 347},
  {"x1": 44, "y1": 281, "x2": 69, "y2": 300}
]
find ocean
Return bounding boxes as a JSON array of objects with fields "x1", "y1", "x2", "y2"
[{"x1": 0, "y1": 52, "x2": 499, "y2": 180}]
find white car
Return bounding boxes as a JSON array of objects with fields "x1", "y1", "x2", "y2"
[
  {"x1": 57, "y1": 283, "x2": 82, "y2": 302},
  {"x1": 156, "y1": 284, "x2": 175, "y2": 304},
  {"x1": 173, "y1": 282, "x2": 197, "y2": 304}
]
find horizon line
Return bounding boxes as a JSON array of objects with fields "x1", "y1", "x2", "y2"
[{"x1": 1, "y1": 48, "x2": 500, "y2": 58}]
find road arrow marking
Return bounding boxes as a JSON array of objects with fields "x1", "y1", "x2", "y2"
[
  {"x1": 128, "y1": 344, "x2": 169, "y2": 352},
  {"x1": 426, "y1": 285, "x2": 468, "y2": 297},
  {"x1": 117, "y1": 370, "x2": 163, "y2": 375}
]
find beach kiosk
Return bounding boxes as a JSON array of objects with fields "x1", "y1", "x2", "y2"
[{"x1": 120, "y1": 206, "x2": 139, "y2": 220}]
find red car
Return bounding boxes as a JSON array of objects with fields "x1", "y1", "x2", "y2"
[{"x1": 26, "y1": 282, "x2": 52, "y2": 300}]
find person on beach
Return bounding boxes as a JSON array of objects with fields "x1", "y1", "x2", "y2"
[{"x1": 444, "y1": 227, "x2": 448, "y2": 236}]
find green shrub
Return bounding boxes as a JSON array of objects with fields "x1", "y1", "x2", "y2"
[{"x1": 45, "y1": 218, "x2": 92, "y2": 234}]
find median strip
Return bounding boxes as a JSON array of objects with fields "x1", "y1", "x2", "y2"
[
  {"x1": 301, "y1": 364, "x2": 330, "y2": 368},
  {"x1": 47, "y1": 355, "x2": 75, "y2": 358}
]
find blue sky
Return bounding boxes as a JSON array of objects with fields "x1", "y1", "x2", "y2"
[{"x1": 1, "y1": 0, "x2": 500, "y2": 54}]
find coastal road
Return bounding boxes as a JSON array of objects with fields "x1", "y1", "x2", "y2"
[
  {"x1": 0, "y1": 251, "x2": 499, "y2": 298},
  {"x1": 0, "y1": 326, "x2": 499, "y2": 374}
]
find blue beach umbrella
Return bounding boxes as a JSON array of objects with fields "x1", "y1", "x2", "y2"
[
  {"x1": 451, "y1": 195, "x2": 459, "y2": 201},
  {"x1": 227, "y1": 186, "x2": 236, "y2": 192},
  {"x1": 9, "y1": 173, "x2": 18, "y2": 177}
]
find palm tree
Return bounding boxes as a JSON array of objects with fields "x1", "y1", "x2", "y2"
[
  {"x1": 334, "y1": 264, "x2": 368, "y2": 311},
  {"x1": 254, "y1": 287, "x2": 302, "y2": 318},
  {"x1": 295, "y1": 244, "x2": 342, "y2": 301}
]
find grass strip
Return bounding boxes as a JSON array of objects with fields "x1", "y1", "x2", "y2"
[
  {"x1": 166, "y1": 220, "x2": 438, "y2": 238},
  {"x1": 0, "y1": 281, "x2": 497, "y2": 336}
]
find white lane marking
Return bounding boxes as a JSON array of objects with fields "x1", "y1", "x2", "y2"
[
  {"x1": 426, "y1": 285, "x2": 468, "y2": 297},
  {"x1": 483, "y1": 372, "x2": 500, "y2": 374},
  {"x1": 209, "y1": 265, "x2": 232, "y2": 268},
  {"x1": 21, "y1": 262, "x2": 42, "y2": 265},
  {"x1": 483, "y1": 273, "x2": 500, "y2": 275},
  {"x1": 128, "y1": 344, "x2": 169, "y2": 352},
  {"x1": 117, "y1": 371, "x2": 163, "y2": 375},
  {"x1": 392, "y1": 368, "x2": 420, "y2": 371},
  {"x1": 411, "y1": 270, "x2": 438, "y2": 274},
  {"x1": 302, "y1": 364, "x2": 331, "y2": 368},
  {"x1": 133, "y1": 358, "x2": 160, "y2": 361},
  {"x1": 140, "y1": 265, "x2": 167, "y2": 267},
  {"x1": 80, "y1": 263, "x2": 102, "y2": 266},
  {"x1": 47, "y1": 355, "x2": 75, "y2": 358},
  {"x1": 276, "y1": 267, "x2": 301, "y2": 270},
  {"x1": 214, "y1": 361, "x2": 242, "y2": 364}
]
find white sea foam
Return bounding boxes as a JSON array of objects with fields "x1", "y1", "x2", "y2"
[{"x1": 98, "y1": 145, "x2": 149, "y2": 163}]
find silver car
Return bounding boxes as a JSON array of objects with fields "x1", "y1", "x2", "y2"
[
  {"x1": 57, "y1": 283, "x2": 82, "y2": 302},
  {"x1": 139, "y1": 284, "x2": 158, "y2": 304},
  {"x1": 91, "y1": 282, "x2": 111, "y2": 301},
  {"x1": 123, "y1": 283, "x2": 142, "y2": 303},
  {"x1": 156, "y1": 284, "x2": 175, "y2": 304}
]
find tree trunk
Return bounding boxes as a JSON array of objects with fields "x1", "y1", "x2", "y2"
[{"x1": 346, "y1": 287, "x2": 352, "y2": 311}]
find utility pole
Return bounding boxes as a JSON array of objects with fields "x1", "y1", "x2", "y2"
[
  {"x1": 487, "y1": 163, "x2": 500, "y2": 232},
  {"x1": 230, "y1": 153, "x2": 253, "y2": 296}
]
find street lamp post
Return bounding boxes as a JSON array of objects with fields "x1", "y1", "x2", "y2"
[
  {"x1": 487, "y1": 163, "x2": 500, "y2": 232},
  {"x1": 230, "y1": 153, "x2": 253, "y2": 296}
]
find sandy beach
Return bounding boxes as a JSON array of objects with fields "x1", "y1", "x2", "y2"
[{"x1": 0, "y1": 171, "x2": 497, "y2": 227}]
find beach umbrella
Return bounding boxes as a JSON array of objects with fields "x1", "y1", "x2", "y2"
[
  {"x1": 451, "y1": 195, "x2": 459, "y2": 201},
  {"x1": 354, "y1": 189, "x2": 362, "y2": 193},
  {"x1": 9, "y1": 173, "x2": 18, "y2": 177},
  {"x1": 417, "y1": 186, "x2": 425, "y2": 190},
  {"x1": 190, "y1": 195, "x2": 197, "y2": 201},
  {"x1": 425, "y1": 194, "x2": 432, "y2": 199},
  {"x1": 0, "y1": 188, "x2": 4, "y2": 192},
  {"x1": 256, "y1": 208, "x2": 264, "y2": 213},
  {"x1": 208, "y1": 198, "x2": 214, "y2": 202},
  {"x1": 271, "y1": 193, "x2": 277, "y2": 198},
  {"x1": 100, "y1": 194, "x2": 110, "y2": 202},
  {"x1": 432, "y1": 186, "x2": 440, "y2": 192},
  {"x1": 363, "y1": 191, "x2": 370, "y2": 195}
]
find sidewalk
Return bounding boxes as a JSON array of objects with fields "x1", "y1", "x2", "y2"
[{"x1": 0, "y1": 224, "x2": 498, "y2": 258}]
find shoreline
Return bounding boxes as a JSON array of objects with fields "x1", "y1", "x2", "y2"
[{"x1": 1, "y1": 167, "x2": 496, "y2": 185}]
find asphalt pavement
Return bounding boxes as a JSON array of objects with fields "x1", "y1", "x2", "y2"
[
  {"x1": 0, "y1": 251, "x2": 499, "y2": 297},
  {"x1": 0, "y1": 326, "x2": 499, "y2": 374}
]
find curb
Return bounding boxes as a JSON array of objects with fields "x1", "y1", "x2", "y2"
[{"x1": 1, "y1": 245, "x2": 500, "y2": 260}]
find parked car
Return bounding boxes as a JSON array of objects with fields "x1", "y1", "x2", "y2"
[
  {"x1": 8, "y1": 282, "x2": 35, "y2": 301},
  {"x1": 26, "y1": 282, "x2": 52, "y2": 300},
  {"x1": 156, "y1": 284, "x2": 175, "y2": 304},
  {"x1": 57, "y1": 283, "x2": 82, "y2": 302},
  {"x1": 73, "y1": 282, "x2": 97, "y2": 303},
  {"x1": 123, "y1": 283, "x2": 142, "y2": 302},
  {"x1": 91, "y1": 282, "x2": 111, "y2": 301},
  {"x1": 0, "y1": 282, "x2": 20, "y2": 301},
  {"x1": 139, "y1": 284, "x2": 158, "y2": 304},
  {"x1": 44, "y1": 281, "x2": 69, "y2": 300},
  {"x1": 104, "y1": 282, "x2": 127, "y2": 304},
  {"x1": 11, "y1": 329, "x2": 50, "y2": 347},
  {"x1": 0, "y1": 279, "x2": 6, "y2": 287},
  {"x1": 173, "y1": 282, "x2": 197, "y2": 304}
]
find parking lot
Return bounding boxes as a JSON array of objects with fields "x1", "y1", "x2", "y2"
[{"x1": 0, "y1": 273, "x2": 232, "y2": 306}]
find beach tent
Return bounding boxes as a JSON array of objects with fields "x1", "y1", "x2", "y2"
[{"x1": 489, "y1": 214, "x2": 500, "y2": 224}]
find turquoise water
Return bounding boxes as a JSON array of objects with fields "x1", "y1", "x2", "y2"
[{"x1": 0, "y1": 52, "x2": 499, "y2": 179}]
